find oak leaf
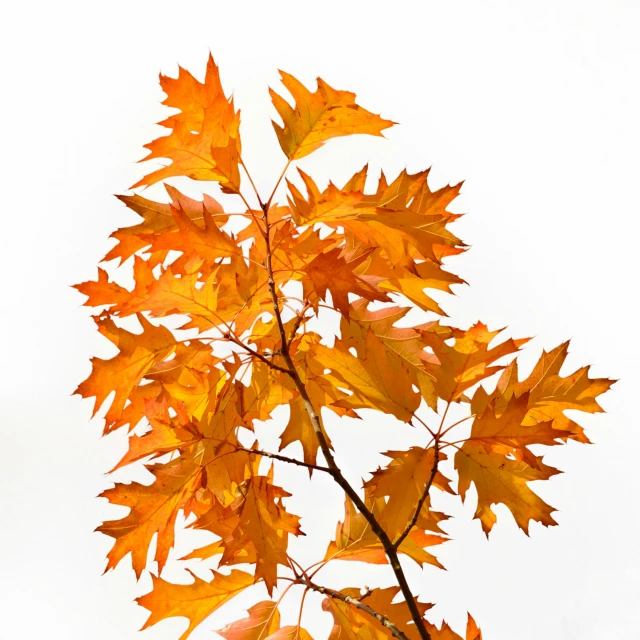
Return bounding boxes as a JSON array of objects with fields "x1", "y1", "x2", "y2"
[
  {"x1": 419, "y1": 322, "x2": 528, "y2": 403},
  {"x1": 217, "y1": 601, "x2": 281, "y2": 640},
  {"x1": 311, "y1": 330, "x2": 420, "y2": 422},
  {"x1": 97, "y1": 457, "x2": 201, "y2": 578},
  {"x1": 133, "y1": 54, "x2": 242, "y2": 192},
  {"x1": 364, "y1": 447, "x2": 453, "y2": 542},
  {"x1": 270, "y1": 71, "x2": 394, "y2": 160},
  {"x1": 137, "y1": 569, "x2": 253, "y2": 640},
  {"x1": 424, "y1": 615, "x2": 482, "y2": 640},
  {"x1": 454, "y1": 442, "x2": 559, "y2": 535},
  {"x1": 74, "y1": 314, "x2": 176, "y2": 427},
  {"x1": 220, "y1": 475, "x2": 303, "y2": 595}
]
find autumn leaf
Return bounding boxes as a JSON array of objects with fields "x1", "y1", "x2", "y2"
[
  {"x1": 326, "y1": 494, "x2": 447, "y2": 569},
  {"x1": 110, "y1": 393, "x2": 201, "y2": 472},
  {"x1": 454, "y1": 441, "x2": 559, "y2": 535},
  {"x1": 104, "y1": 185, "x2": 227, "y2": 265},
  {"x1": 137, "y1": 569, "x2": 253, "y2": 640},
  {"x1": 97, "y1": 457, "x2": 201, "y2": 578},
  {"x1": 270, "y1": 71, "x2": 394, "y2": 160},
  {"x1": 133, "y1": 54, "x2": 242, "y2": 192},
  {"x1": 311, "y1": 330, "x2": 420, "y2": 422},
  {"x1": 423, "y1": 615, "x2": 482, "y2": 640},
  {"x1": 220, "y1": 476, "x2": 303, "y2": 595},
  {"x1": 365, "y1": 447, "x2": 453, "y2": 541},
  {"x1": 303, "y1": 247, "x2": 390, "y2": 319},
  {"x1": 471, "y1": 341, "x2": 615, "y2": 443},
  {"x1": 75, "y1": 314, "x2": 176, "y2": 427},
  {"x1": 264, "y1": 627, "x2": 315, "y2": 640},
  {"x1": 217, "y1": 601, "x2": 281, "y2": 640},
  {"x1": 279, "y1": 395, "x2": 333, "y2": 469},
  {"x1": 419, "y1": 322, "x2": 529, "y2": 403}
]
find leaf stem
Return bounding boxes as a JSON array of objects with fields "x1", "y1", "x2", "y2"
[{"x1": 265, "y1": 159, "x2": 292, "y2": 210}]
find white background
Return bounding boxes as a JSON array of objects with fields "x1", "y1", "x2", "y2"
[{"x1": 2, "y1": 1, "x2": 639, "y2": 638}]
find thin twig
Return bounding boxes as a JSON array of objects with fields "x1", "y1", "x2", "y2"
[
  {"x1": 300, "y1": 577, "x2": 411, "y2": 640},
  {"x1": 226, "y1": 334, "x2": 293, "y2": 375},
  {"x1": 265, "y1": 159, "x2": 292, "y2": 211},
  {"x1": 233, "y1": 446, "x2": 331, "y2": 474}
]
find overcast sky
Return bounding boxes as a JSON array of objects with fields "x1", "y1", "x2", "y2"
[{"x1": 2, "y1": 1, "x2": 639, "y2": 638}]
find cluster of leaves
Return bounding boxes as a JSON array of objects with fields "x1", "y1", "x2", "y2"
[{"x1": 75, "y1": 56, "x2": 612, "y2": 640}]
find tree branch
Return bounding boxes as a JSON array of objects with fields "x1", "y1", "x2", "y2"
[
  {"x1": 226, "y1": 334, "x2": 294, "y2": 375},
  {"x1": 233, "y1": 446, "x2": 332, "y2": 474},
  {"x1": 300, "y1": 577, "x2": 410, "y2": 640},
  {"x1": 261, "y1": 203, "x2": 431, "y2": 640}
]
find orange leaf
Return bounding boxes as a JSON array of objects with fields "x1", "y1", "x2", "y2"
[
  {"x1": 264, "y1": 626, "x2": 314, "y2": 640},
  {"x1": 420, "y1": 322, "x2": 528, "y2": 403},
  {"x1": 303, "y1": 247, "x2": 390, "y2": 319},
  {"x1": 97, "y1": 457, "x2": 201, "y2": 578},
  {"x1": 454, "y1": 440, "x2": 559, "y2": 535},
  {"x1": 75, "y1": 314, "x2": 176, "y2": 425},
  {"x1": 311, "y1": 330, "x2": 420, "y2": 422},
  {"x1": 270, "y1": 71, "x2": 394, "y2": 160},
  {"x1": 220, "y1": 476, "x2": 303, "y2": 595},
  {"x1": 133, "y1": 54, "x2": 241, "y2": 192},
  {"x1": 472, "y1": 341, "x2": 615, "y2": 443},
  {"x1": 217, "y1": 601, "x2": 281, "y2": 640},
  {"x1": 137, "y1": 569, "x2": 253, "y2": 640},
  {"x1": 322, "y1": 587, "x2": 432, "y2": 640},
  {"x1": 365, "y1": 447, "x2": 453, "y2": 542}
]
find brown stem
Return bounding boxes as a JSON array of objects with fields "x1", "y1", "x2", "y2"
[
  {"x1": 233, "y1": 445, "x2": 331, "y2": 474},
  {"x1": 261, "y1": 203, "x2": 431, "y2": 640},
  {"x1": 226, "y1": 334, "x2": 293, "y2": 375},
  {"x1": 300, "y1": 577, "x2": 410, "y2": 640}
]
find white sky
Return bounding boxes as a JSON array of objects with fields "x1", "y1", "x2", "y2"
[{"x1": 2, "y1": 1, "x2": 639, "y2": 638}]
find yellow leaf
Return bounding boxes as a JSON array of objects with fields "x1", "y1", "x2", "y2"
[
  {"x1": 365, "y1": 447, "x2": 453, "y2": 541},
  {"x1": 270, "y1": 71, "x2": 394, "y2": 160},
  {"x1": 218, "y1": 601, "x2": 281, "y2": 640},
  {"x1": 312, "y1": 330, "x2": 419, "y2": 422},
  {"x1": 454, "y1": 441, "x2": 559, "y2": 535}
]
